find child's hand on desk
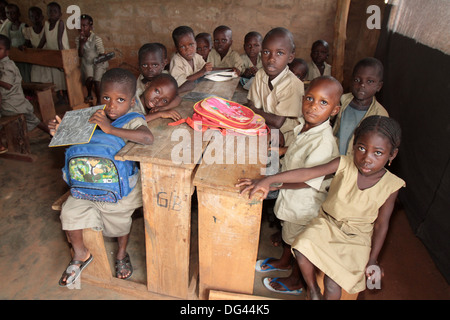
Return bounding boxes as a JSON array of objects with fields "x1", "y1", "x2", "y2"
[
  {"x1": 48, "y1": 115, "x2": 62, "y2": 136},
  {"x1": 160, "y1": 110, "x2": 182, "y2": 121},
  {"x1": 202, "y1": 62, "x2": 213, "y2": 74},
  {"x1": 236, "y1": 178, "x2": 272, "y2": 199},
  {"x1": 89, "y1": 109, "x2": 113, "y2": 133}
]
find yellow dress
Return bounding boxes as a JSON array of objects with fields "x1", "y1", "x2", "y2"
[{"x1": 291, "y1": 155, "x2": 405, "y2": 294}]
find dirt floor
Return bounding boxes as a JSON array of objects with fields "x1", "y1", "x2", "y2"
[{"x1": 0, "y1": 100, "x2": 449, "y2": 301}]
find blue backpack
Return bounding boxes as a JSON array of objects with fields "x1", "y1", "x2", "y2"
[{"x1": 62, "y1": 112, "x2": 145, "y2": 203}]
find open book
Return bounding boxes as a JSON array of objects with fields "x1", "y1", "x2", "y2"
[{"x1": 49, "y1": 105, "x2": 105, "y2": 147}]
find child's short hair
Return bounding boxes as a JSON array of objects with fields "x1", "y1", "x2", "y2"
[
  {"x1": 80, "y1": 14, "x2": 93, "y2": 25},
  {"x1": 263, "y1": 27, "x2": 295, "y2": 52},
  {"x1": 311, "y1": 39, "x2": 329, "y2": 51},
  {"x1": 47, "y1": 1, "x2": 61, "y2": 11},
  {"x1": 353, "y1": 115, "x2": 401, "y2": 153},
  {"x1": 289, "y1": 58, "x2": 308, "y2": 71},
  {"x1": 244, "y1": 31, "x2": 262, "y2": 43},
  {"x1": 172, "y1": 26, "x2": 194, "y2": 47},
  {"x1": 28, "y1": 6, "x2": 43, "y2": 17},
  {"x1": 6, "y1": 3, "x2": 20, "y2": 14},
  {"x1": 214, "y1": 25, "x2": 232, "y2": 36},
  {"x1": 195, "y1": 32, "x2": 211, "y2": 44},
  {"x1": 101, "y1": 68, "x2": 137, "y2": 96},
  {"x1": 0, "y1": 34, "x2": 11, "y2": 50},
  {"x1": 353, "y1": 57, "x2": 384, "y2": 79},
  {"x1": 138, "y1": 43, "x2": 166, "y2": 63},
  {"x1": 151, "y1": 73, "x2": 179, "y2": 95}
]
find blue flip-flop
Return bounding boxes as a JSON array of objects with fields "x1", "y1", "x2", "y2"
[
  {"x1": 263, "y1": 277, "x2": 303, "y2": 295},
  {"x1": 255, "y1": 258, "x2": 291, "y2": 273}
]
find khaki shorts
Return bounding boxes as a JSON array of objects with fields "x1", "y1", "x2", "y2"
[
  {"x1": 281, "y1": 220, "x2": 308, "y2": 246},
  {"x1": 60, "y1": 178, "x2": 142, "y2": 237}
]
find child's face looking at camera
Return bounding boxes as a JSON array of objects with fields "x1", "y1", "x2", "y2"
[
  {"x1": 177, "y1": 33, "x2": 197, "y2": 62},
  {"x1": 311, "y1": 43, "x2": 328, "y2": 65},
  {"x1": 244, "y1": 36, "x2": 262, "y2": 59},
  {"x1": 302, "y1": 80, "x2": 340, "y2": 128},
  {"x1": 100, "y1": 81, "x2": 135, "y2": 120},
  {"x1": 353, "y1": 131, "x2": 397, "y2": 177},
  {"x1": 47, "y1": 4, "x2": 61, "y2": 22},
  {"x1": 139, "y1": 51, "x2": 166, "y2": 81},
  {"x1": 196, "y1": 38, "x2": 211, "y2": 61},
  {"x1": 143, "y1": 79, "x2": 176, "y2": 110},
  {"x1": 213, "y1": 29, "x2": 232, "y2": 56},
  {"x1": 351, "y1": 66, "x2": 383, "y2": 105},
  {"x1": 261, "y1": 34, "x2": 294, "y2": 81}
]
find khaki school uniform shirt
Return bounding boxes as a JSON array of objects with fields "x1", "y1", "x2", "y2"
[
  {"x1": 207, "y1": 48, "x2": 244, "y2": 73},
  {"x1": 274, "y1": 117, "x2": 339, "y2": 224},
  {"x1": 247, "y1": 67, "x2": 304, "y2": 145},
  {"x1": 306, "y1": 61, "x2": 331, "y2": 81},
  {"x1": 170, "y1": 52, "x2": 206, "y2": 86},
  {"x1": 240, "y1": 53, "x2": 263, "y2": 71}
]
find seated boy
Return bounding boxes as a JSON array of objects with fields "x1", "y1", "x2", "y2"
[
  {"x1": 289, "y1": 58, "x2": 309, "y2": 82},
  {"x1": 133, "y1": 43, "x2": 181, "y2": 114},
  {"x1": 207, "y1": 25, "x2": 244, "y2": 76},
  {"x1": 141, "y1": 73, "x2": 182, "y2": 123},
  {"x1": 51, "y1": 68, "x2": 154, "y2": 286},
  {"x1": 241, "y1": 31, "x2": 263, "y2": 79},
  {"x1": 195, "y1": 32, "x2": 212, "y2": 62},
  {"x1": 246, "y1": 27, "x2": 304, "y2": 148},
  {"x1": 0, "y1": 34, "x2": 49, "y2": 153},
  {"x1": 305, "y1": 40, "x2": 331, "y2": 81},
  {"x1": 169, "y1": 26, "x2": 212, "y2": 93},
  {"x1": 243, "y1": 76, "x2": 342, "y2": 295},
  {"x1": 332, "y1": 57, "x2": 388, "y2": 156}
]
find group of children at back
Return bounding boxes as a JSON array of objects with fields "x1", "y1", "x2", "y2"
[{"x1": 0, "y1": 4, "x2": 403, "y2": 298}]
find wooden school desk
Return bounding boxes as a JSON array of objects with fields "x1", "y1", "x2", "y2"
[{"x1": 115, "y1": 76, "x2": 240, "y2": 299}]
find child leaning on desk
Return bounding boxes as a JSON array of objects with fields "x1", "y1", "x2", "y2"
[
  {"x1": 49, "y1": 68, "x2": 154, "y2": 286},
  {"x1": 169, "y1": 26, "x2": 212, "y2": 93},
  {"x1": 246, "y1": 27, "x2": 304, "y2": 148},
  {"x1": 241, "y1": 76, "x2": 342, "y2": 296},
  {"x1": 132, "y1": 43, "x2": 181, "y2": 115},
  {"x1": 238, "y1": 115, "x2": 405, "y2": 299}
]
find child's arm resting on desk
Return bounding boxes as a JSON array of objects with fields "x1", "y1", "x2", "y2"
[
  {"x1": 145, "y1": 109, "x2": 181, "y2": 123},
  {"x1": 246, "y1": 100, "x2": 286, "y2": 129},
  {"x1": 236, "y1": 157, "x2": 340, "y2": 199},
  {"x1": 90, "y1": 110, "x2": 154, "y2": 145},
  {"x1": 365, "y1": 190, "x2": 399, "y2": 281}
]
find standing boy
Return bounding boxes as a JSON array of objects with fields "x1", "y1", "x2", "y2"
[
  {"x1": 332, "y1": 57, "x2": 388, "y2": 156},
  {"x1": 246, "y1": 27, "x2": 304, "y2": 147},
  {"x1": 306, "y1": 40, "x2": 331, "y2": 81}
]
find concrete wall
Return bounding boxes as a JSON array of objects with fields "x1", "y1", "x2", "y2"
[{"x1": 15, "y1": 0, "x2": 381, "y2": 85}]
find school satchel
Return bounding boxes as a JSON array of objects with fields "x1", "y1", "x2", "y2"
[
  {"x1": 170, "y1": 96, "x2": 268, "y2": 136},
  {"x1": 62, "y1": 112, "x2": 145, "y2": 203}
]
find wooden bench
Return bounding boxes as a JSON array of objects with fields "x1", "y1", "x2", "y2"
[
  {"x1": 22, "y1": 82, "x2": 56, "y2": 125},
  {"x1": 0, "y1": 114, "x2": 36, "y2": 162}
]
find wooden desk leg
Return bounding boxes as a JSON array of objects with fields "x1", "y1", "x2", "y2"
[
  {"x1": 140, "y1": 163, "x2": 193, "y2": 299},
  {"x1": 82, "y1": 228, "x2": 113, "y2": 282},
  {"x1": 196, "y1": 187, "x2": 263, "y2": 300},
  {"x1": 36, "y1": 89, "x2": 56, "y2": 125}
]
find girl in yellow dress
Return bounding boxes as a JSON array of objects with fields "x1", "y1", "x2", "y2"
[{"x1": 238, "y1": 115, "x2": 405, "y2": 299}]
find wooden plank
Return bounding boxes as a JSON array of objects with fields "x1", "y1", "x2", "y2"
[
  {"x1": 194, "y1": 134, "x2": 267, "y2": 300},
  {"x1": 331, "y1": 0, "x2": 351, "y2": 83},
  {"x1": 82, "y1": 228, "x2": 113, "y2": 282},
  {"x1": 0, "y1": 114, "x2": 36, "y2": 162},
  {"x1": 51, "y1": 191, "x2": 70, "y2": 211},
  {"x1": 35, "y1": 88, "x2": 56, "y2": 124},
  {"x1": 140, "y1": 163, "x2": 194, "y2": 299},
  {"x1": 183, "y1": 77, "x2": 240, "y2": 101},
  {"x1": 9, "y1": 47, "x2": 64, "y2": 68},
  {"x1": 209, "y1": 289, "x2": 280, "y2": 300}
]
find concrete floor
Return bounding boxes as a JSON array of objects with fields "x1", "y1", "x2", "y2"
[{"x1": 0, "y1": 101, "x2": 448, "y2": 301}]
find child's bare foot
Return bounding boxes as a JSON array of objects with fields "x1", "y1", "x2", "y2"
[
  {"x1": 0, "y1": 145, "x2": 7, "y2": 154},
  {"x1": 256, "y1": 257, "x2": 291, "y2": 272}
]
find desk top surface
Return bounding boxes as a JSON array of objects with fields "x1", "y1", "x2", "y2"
[{"x1": 116, "y1": 77, "x2": 241, "y2": 169}]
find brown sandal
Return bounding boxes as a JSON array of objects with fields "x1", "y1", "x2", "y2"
[{"x1": 115, "y1": 253, "x2": 133, "y2": 280}]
